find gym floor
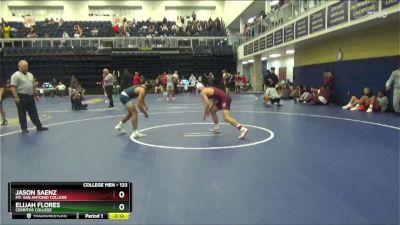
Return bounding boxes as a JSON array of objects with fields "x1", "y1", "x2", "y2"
[{"x1": 1, "y1": 93, "x2": 399, "y2": 225}]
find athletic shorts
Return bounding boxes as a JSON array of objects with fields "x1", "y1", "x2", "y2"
[
  {"x1": 119, "y1": 94, "x2": 131, "y2": 106},
  {"x1": 215, "y1": 96, "x2": 231, "y2": 110},
  {"x1": 166, "y1": 83, "x2": 174, "y2": 91}
]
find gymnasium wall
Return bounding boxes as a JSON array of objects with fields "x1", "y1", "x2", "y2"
[
  {"x1": 294, "y1": 19, "x2": 400, "y2": 106},
  {"x1": 0, "y1": 0, "x2": 225, "y2": 21},
  {"x1": 267, "y1": 56, "x2": 294, "y2": 82}
]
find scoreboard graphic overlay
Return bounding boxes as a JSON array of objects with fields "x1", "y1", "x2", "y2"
[{"x1": 8, "y1": 182, "x2": 132, "y2": 220}]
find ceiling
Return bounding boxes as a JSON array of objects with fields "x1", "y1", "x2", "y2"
[{"x1": 227, "y1": 0, "x2": 267, "y2": 32}]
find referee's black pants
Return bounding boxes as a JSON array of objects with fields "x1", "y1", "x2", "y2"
[
  {"x1": 105, "y1": 85, "x2": 114, "y2": 107},
  {"x1": 16, "y1": 94, "x2": 43, "y2": 130}
]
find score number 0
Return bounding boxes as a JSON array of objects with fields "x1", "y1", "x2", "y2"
[{"x1": 117, "y1": 183, "x2": 128, "y2": 211}]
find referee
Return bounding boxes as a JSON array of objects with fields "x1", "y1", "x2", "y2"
[
  {"x1": 102, "y1": 68, "x2": 114, "y2": 108},
  {"x1": 10, "y1": 60, "x2": 48, "y2": 133}
]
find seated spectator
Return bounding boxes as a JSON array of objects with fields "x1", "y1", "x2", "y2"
[
  {"x1": 294, "y1": 86, "x2": 311, "y2": 103},
  {"x1": 58, "y1": 18, "x2": 64, "y2": 27},
  {"x1": 73, "y1": 24, "x2": 82, "y2": 38},
  {"x1": 55, "y1": 82, "x2": 67, "y2": 97},
  {"x1": 91, "y1": 27, "x2": 99, "y2": 36},
  {"x1": 62, "y1": 31, "x2": 69, "y2": 38},
  {"x1": 280, "y1": 83, "x2": 290, "y2": 99},
  {"x1": 367, "y1": 90, "x2": 389, "y2": 113},
  {"x1": 310, "y1": 85, "x2": 332, "y2": 105},
  {"x1": 342, "y1": 87, "x2": 373, "y2": 111},
  {"x1": 291, "y1": 85, "x2": 302, "y2": 99}
]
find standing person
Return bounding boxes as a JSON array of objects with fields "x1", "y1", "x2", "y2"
[
  {"x1": 196, "y1": 83, "x2": 248, "y2": 139},
  {"x1": 10, "y1": 60, "x2": 48, "y2": 133},
  {"x1": 386, "y1": 68, "x2": 400, "y2": 114},
  {"x1": 119, "y1": 68, "x2": 132, "y2": 91},
  {"x1": 323, "y1": 68, "x2": 334, "y2": 89},
  {"x1": 222, "y1": 69, "x2": 231, "y2": 95},
  {"x1": 0, "y1": 76, "x2": 8, "y2": 125},
  {"x1": 208, "y1": 72, "x2": 215, "y2": 87},
  {"x1": 172, "y1": 70, "x2": 179, "y2": 93},
  {"x1": 166, "y1": 73, "x2": 175, "y2": 101},
  {"x1": 133, "y1": 72, "x2": 141, "y2": 86},
  {"x1": 114, "y1": 85, "x2": 149, "y2": 139},
  {"x1": 102, "y1": 68, "x2": 114, "y2": 108},
  {"x1": 264, "y1": 69, "x2": 281, "y2": 106}
]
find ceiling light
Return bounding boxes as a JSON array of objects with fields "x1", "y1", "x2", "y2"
[{"x1": 269, "y1": 54, "x2": 281, "y2": 58}]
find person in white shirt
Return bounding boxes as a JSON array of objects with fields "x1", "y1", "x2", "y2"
[{"x1": 55, "y1": 81, "x2": 66, "y2": 96}]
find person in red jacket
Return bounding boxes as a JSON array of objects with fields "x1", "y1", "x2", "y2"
[{"x1": 133, "y1": 72, "x2": 141, "y2": 86}]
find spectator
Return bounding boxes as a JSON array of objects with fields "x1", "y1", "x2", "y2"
[
  {"x1": 386, "y1": 68, "x2": 400, "y2": 114},
  {"x1": 208, "y1": 72, "x2": 215, "y2": 86},
  {"x1": 264, "y1": 70, "x2": 281, "y2": 106},
  {"x1": 189, "y1": 74, "x2": 197, "y2": 85},
  {"x1": 113, "y1": 24, "x2": 120, "y2": 36},
  {"x1": 102, "y1": 68, "x2": 114, "y2": 108},
  {"x1": 266, "y1": 67, "x2": 279, "y2": 89},
  {"x1": 192, "y1": 11, "x2": 197, "y2": 21},
  {"x1": 222, "y1": 69, "x2": 231, "y2": 95},
  {"x1": 367, "y1": 90, "x2": 389, "y2": 113},
  {"x1": 294, "y1": 86, "x2": 312, "y2": 103},
  {"x1": 73, "y1": 24, "x2": 82, "y2": 38},
  {"x1": 323, "y1": 68, "x2": 334, "y2": 89},
  {"x1": 3, "y1": 23, "x2": 11, "y2": 38},
  {"x1": 58, "y1": 18, "x2": 64, "y2": 27},
  {"x1": 342, "y1": 87, "x2": 373, "y2": 111},
  {"x1": 234, "y1": 72, "x2": 243, "y2": 93},
  {"x1": 120, "y1": 69, "x2": 132, "y2": 90},
  {"x1": 62, "y1": 31, "x2": 69, "y2": 38},
  {"x1": 55, "y1": 82, "x2": 67, "y2": 97},
  {"x1": 163, "y1": 17, "x2": 167, "y2": 24},
  {"x1": 91, "y1": 27, "x2": 99, "y2": 37},
  {"x1": 133, "y1": 72, "x2": 141, "y2": 86}
]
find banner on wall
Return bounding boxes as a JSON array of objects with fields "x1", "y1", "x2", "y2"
[
  {"x1": 381, "y1": 0, "x2": 400, "y2": 9},
  {"x1": 266, "y1": 33, "x2": 274, "y2": 48},
  {"x1": 350, "y1": 0, "x2": 379, "y2": 20},
  {"x1": 310, "y1": 9, "x2": 326, "y2": 33},
  {"x1": 253, "y1": 40, "x2": 259, "y2": 52},
  {"x1": 295, "y1": 16, "x2": 308, "y2": 39},
  {"x1": 327, "y1": 0, "x2": 349, "y2": 28},
  {"x1": 248, "y1": 43, "x2": 254, "y2": 55},
  {"x1": 284, "y1": 23, "x2": 294, "y2": 43},
  {"x1": 274, "y1": 29, "x2": 283, "y2": 46},
  {"x1": 259, "y1": 37, "x2": 266, "y2": 50}
]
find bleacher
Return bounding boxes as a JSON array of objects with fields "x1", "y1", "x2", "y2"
[{"x1": 5, "y1": 19, "x2": 226, "y2": 38}]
